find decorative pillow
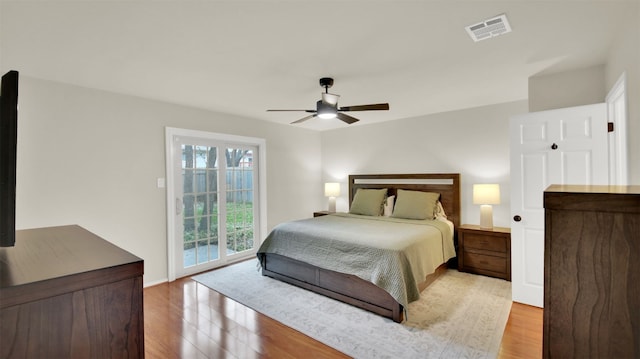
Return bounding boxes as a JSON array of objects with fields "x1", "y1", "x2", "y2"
[
  {"x1": 435, "y1": 201, "x2": 447, "y2": 218},
  {"x1": 383, "y1": 195, "x2": 395, "y2": 217},
  {"x1": 391, "y1": 189, "x2": 441, "y2": 220},
  {"x1": 349, "y1": 188, "x2": 387, "y2": 216}
]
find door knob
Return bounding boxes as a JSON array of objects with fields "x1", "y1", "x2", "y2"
[
  {"x1": 513, "y1": 215, "x2": 522, "y2": 222},
  {"x1": 551, "y1": 143, "x2": 558, "y2": 150}
]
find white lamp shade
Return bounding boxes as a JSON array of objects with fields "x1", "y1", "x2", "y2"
[
  {"x1": 324, "y1": 182, "x2": 340, "y2": 197},
  {"x1": 473, "y1": 184, "x2": 501, "y2": 205}
]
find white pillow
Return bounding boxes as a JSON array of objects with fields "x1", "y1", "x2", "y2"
[
  {"x1": 435, "y1": 201, "x2": 447, "y2": 219},
  {"x1": 383, "y1": 195, "x2": 395, "y2": 217}
]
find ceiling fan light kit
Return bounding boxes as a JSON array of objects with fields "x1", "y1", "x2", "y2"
[
  {"x1": 267, "y1": 77, "x2": 389, "y2": 125},
  {"x1": 316, "y1": 100, "x2": 337, "y2": 119}
]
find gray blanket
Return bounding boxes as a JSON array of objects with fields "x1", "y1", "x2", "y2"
[{"x1": 256, "y1": 213, "x2": 456, "y2": 308}]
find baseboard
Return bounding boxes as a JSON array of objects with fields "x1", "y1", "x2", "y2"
[{"x1": 143, "y1": 278, "x2": 168, "y2": 288}]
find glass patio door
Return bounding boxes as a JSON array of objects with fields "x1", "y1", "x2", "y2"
[
  {"x1": 171, "y1": 135, "x2": 259, "y2": 278},
  {"x1": 181, "y1": 143, "x2": 221, "y2": 268},
  {"x1": 223, "y1": 148, "x2": 257, "y2": 257}
]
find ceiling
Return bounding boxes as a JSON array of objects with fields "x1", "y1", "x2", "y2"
[{"x1": 1, "y1": 1, "x2": 635, "y2": 131}]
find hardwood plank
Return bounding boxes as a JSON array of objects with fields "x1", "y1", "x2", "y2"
[
  {"x1": 144, "y1": 278, "x2": 348, "y2": 359},
  {"x1": 144, "y1": 278, "x2": 542, "y2": 358},
  {"x1": 498, "y1": 302, "x2": 543, "y2": 359}
]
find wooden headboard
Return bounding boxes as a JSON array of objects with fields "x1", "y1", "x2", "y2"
[{"x1": 348, "y1": 173, "x2": 461, "y2": 231}]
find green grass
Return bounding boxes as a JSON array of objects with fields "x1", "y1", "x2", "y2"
[{"x1": 183, "y1": 202, "x2": 254, "y2": 252}]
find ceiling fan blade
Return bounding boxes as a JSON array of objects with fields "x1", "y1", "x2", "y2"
[
  {"x1": 321, "y1": 92, "x2": 340, "y2": 105},
  {"x1": 291, "y1": 114, "x2": 316, "y2": 124},
  {"x1": 336, "y1": 113, "x2": 360, "y2": 124},
  {"x1": 267, "y1": 109, "x2": 315, "y2": 112},
  {"x1": 339, "y1": 103, "x2": 389, "y2": 112}
]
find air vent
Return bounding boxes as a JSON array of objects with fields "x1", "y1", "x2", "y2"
[{"x1": 465, "y1": 14, "x2": 512, "y2": 42}]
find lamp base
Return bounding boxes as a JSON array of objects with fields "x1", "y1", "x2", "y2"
[
  {"x1": 328, "y1": 197, "x2": 336, "y2": 213},
  {"x1": 479, "y1": 204, "x2": 494, "y2": 229}
]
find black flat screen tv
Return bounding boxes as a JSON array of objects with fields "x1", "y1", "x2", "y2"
[{"x1": 1, "y1": 70, "x2": 18, "y2": 247}]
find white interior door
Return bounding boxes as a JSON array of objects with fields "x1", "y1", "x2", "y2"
[{"x1": 510, "y1": 103, "x2": 608, "y2": 307}]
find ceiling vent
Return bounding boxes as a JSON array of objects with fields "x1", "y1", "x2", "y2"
[{"x1": 465, "y1": 14, "x2": 512, "y2": 42}]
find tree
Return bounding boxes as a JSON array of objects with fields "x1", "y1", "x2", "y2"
[
  {"x1": 226, "y1": 149, "x2": 249, "y2": 167},
  {"x1": 198, "y1": 147, "x2": 218, "y2": 234}
]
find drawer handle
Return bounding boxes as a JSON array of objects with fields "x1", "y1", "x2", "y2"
[{"x1": 513, "y1": 215, "x2": 522, "y2": 222}]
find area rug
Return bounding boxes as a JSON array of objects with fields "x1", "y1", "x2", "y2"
[{"x1": 192, "y1": 259, "x2": 512, "y2": 359}]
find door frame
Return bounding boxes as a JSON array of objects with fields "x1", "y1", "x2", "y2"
[
  {"x1": 164, "y1": 127, "x2": 267, "y2": 281},
  {"x1": 606, "y1": 72, "x2": 628, "y2": 185}
]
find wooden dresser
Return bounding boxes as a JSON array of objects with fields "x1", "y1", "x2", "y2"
[
  {"x1": 457, "y1": 224, "x2": 511, "y2": 281},
  {"x1": 543, "y1": 185, "x2": 640, "y2": 359},
  {"x1": 0, "y1": 225, "x2": 145, "y2": 358}
]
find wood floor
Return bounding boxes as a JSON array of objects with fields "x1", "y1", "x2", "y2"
[{"x1": 144, "y1": 276, "x2": 542, "y2": 358}]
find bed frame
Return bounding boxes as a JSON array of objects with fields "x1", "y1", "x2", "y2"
[{"x1": 260, "y1": 173, "x2": 461, "y2": 323}]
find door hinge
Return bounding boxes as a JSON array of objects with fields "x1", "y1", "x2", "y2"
[{"x1": 608, "y1": 122, "x2": 614, "y2": 132}]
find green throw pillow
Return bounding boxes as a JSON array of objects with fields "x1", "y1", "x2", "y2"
[
  {"x1": 391, "y1": 189, "x2": 440, "y2": 220},
  {"x1": 349, "y1": 188, "x2": 387, "y2": 216}
]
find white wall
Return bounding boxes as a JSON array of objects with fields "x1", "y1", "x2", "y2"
[
  {"x1": 526, "y1": 6, "x2": 639, "y2": 185},
  {"x1": 605, "y1": 2, "x2": 640, "y2": 185},
  {"x1": 320, "y1": 100, "x2": 529, "y2": 228},
  {"x1": 528, "y1": 65, "x2": 605, "y2": 112},
  {"x1": 16, "y1": 76, "x2": 322, "y2": 285}
]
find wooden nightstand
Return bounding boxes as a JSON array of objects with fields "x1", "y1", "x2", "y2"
[
  {"x1": 458, "y1": 224, "x2": 511, "y2": 281},
  {"x1": 313, "y1": 211, "x2": 331, "y2": 217}
]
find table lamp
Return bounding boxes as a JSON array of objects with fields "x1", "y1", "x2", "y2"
[
  {"x1": 473, "y1": 184, "x2": 500, "y2": 229},
  {"x1": 324, "y1": 182, "x2": 340, "y2": 213}
]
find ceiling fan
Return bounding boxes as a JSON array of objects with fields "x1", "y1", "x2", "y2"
[{"x1": 267, "y1": 77, "x2": 389, "y2": 125}]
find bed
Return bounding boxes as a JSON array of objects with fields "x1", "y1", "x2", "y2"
[{"x1": 256, "y1": 173, "x2": 461, "y2": 323}]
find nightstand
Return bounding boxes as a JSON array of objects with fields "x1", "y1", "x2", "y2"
[
  {"x1": 313, "y1": 211, "x2": 331, "y2": 217},
  {"x1": 458, "y1": 224, "x2": 511, "y2": 281}
]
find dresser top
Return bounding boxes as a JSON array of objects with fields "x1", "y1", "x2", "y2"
[
  {"x1": 545, "y1": 185, "x2": 640, "y2": 213},
  {"x1": 459, "y1": 224, "x2": 511, "y2": 234},
  {"x1": 1, "y1": 225, "x2": 143, "y2": 289},
  {"x1": 545, "y1": 184, "x2": 640, "y2": 195}
]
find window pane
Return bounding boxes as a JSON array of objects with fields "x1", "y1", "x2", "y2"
[
  {"x1": 196, "y1": 240, "x2": 208, "y2": 264},
  {"x1": 183, "y1": 169, "x2": 195, "y2": 194},
  {"x1": 195, "y1": 146, "x2": 208, "y2": 169},
  {"x1": 207, "y1": 169, "x2": 218, "y2": 192},
  {"x1": 209, "y1": 233, "x2": 219, "y2": 260},
  {"x1": 183, "y1": 241, "x2": 196, "y2": 267},
  {"x1": 182, "y1": 145, "x2": 195, "y2": 169}
]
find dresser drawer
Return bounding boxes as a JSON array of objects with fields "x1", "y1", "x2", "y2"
[
  {"x1": 463, "y1": 232, "x2": 507, "y2": 253},
  {"x1": 463, "y1": 252, "x2": 507, "y2": 274}
]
